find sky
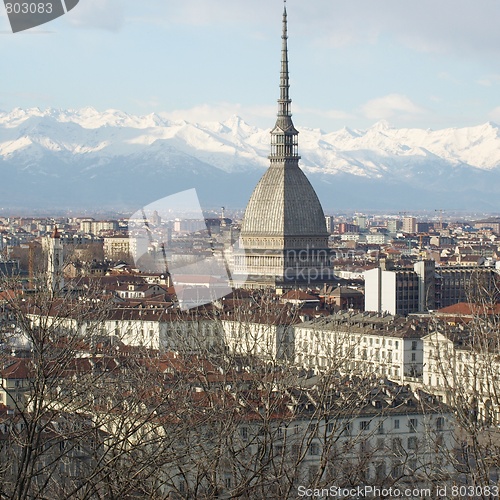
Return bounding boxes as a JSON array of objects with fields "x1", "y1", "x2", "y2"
[{"x1": 2, "y1": 0, "x2": 500, "y2": 132}]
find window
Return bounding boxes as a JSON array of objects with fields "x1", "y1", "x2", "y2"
[
  {"x1": 359, "y1": 440, "x2": 370, "y2": 454},
  {"x1": 412, "y1": 341, "x2": 418, "y2": 350},
  {"x1": 411, "y1": 353, "x2": 416, "y2": 361},
  {"x1": 394, "y1": 419, "x2": 400, "y2": 429},
  {"x1": 309, "y1": 442, "x2": 320, "y2": 456},
  {"x1": 308, "y1": 465, "x2": 319, "y2": 482},
  {"x1": 408, "y1": 418, "x2": 418, "y2": 433},
  {"x1": 435, "y1": 434, "x2": 444, "y2": 449},
  {"x1": 408, "y1": 459, "x2": 417, "y2": 472},
  {"x1": 375, "y1": 461, "x2": 386, "y2": 480},
  {"x1": 395, "y1": 341, "x2": 399, "y2": 349},
  {"x1": 392, "y1": 462, "x2": 403, "y2": 478},
  {"x1": 240, "y1": 426, "x2": 248, "y2": 441},
  {"x1": 392, "y1": 438, "x2": 403, "y2": 455},
  {"x1": 377, "y1": 422, "x2": 385, "y2": 434},
  {"x1": 408, "y1": 436, "x2": 418, "y2": 449},
  {"x1": 436, "y1": 417, "x2": 444, "y2": 431},
  {"x1": 360, "y1": 421, "x2": 370, "y2": 431},
  {"x1": 327, "y1": 422, "x2": 335, "y2": 433},
  {"x1": 342, "y1": 422, "x2": 351, "y2": 436}
]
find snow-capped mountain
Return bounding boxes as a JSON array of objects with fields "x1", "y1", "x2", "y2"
[{"x1": 1, "y1": 107, "x2": 500, "y2": 211}]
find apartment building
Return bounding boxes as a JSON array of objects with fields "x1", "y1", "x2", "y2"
[
  {"x1": 293, "y1": 312, "x2": 425, "y2": 383},
  {"x1": 365, "y1": 259, "x2": 499, "y2": 315}
]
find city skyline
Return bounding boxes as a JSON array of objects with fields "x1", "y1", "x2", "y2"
[
  {"x1": 1, "y1": 4, "x2": 500, "y2": 494},
  {"x1": 2, "y1": 0, "x2": 500, "y2": 132}
]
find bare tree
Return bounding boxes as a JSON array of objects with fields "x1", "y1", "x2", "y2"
[
  {"x1": 0, "y1": 275, "x2": 456, "y2": 499},
  {"x1": 424, "y1": 275, "x2": 500, "y2": 492}
]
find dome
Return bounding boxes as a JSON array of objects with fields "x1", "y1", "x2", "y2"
[{"x1": 241, "y1": 163, "x2": 328, "y2": 237}]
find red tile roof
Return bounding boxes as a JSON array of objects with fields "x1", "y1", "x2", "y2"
[
  {"x1": 1, "y1": 359, "x2": 33, "y2": 379},
  {"x1": 437, "y1": 302, "x2": 500, "y2": 316}
]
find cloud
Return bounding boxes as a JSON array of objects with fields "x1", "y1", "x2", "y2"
[
  {"x1": 438, "y1": 72, "x2": 461, "y2": 84},
  {"x1": 67, "y1": 0, "x2": 125, "y2": 31},
  {"x1": 120, "y1": 0, "x2": 500, "y2": 60},
  {"x1": 488, "y1": 107, "x2": 500, "y2": 123},
  {"x1": 129, "y1": 0, "x2": 269, "y2": 29},
  {"x1": 296, "y1": 106, "x2": 354, "y2": 122},
  {"x1": 133, "y1": 97, "x2": 162, "y2": 110},
  {"x1": 477, "y1": 75, "x2": 500, "y2": 87},
  {"x1": 160, "y1": 103, "x2": 275, "y2": 126},
  {"x1": 292, "y1": 0, "x2": 500, "y2": 59},
  {"x1": 361, "y1": 94, "x2": 425, "y2": 121},
  {"x1": 164, "y1": 103, "x2": 241, "y2": 123}
]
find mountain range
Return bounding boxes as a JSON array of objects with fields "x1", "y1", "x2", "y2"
[{"x1": 1, "y1": 107, "x2": 500, "y2": 212}]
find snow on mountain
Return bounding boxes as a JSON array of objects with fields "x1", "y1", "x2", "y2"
[
  {"x1": 2, "y1": 107, "x2": 500, "y2": 173},
  {"x1": 1, "y1": 107, "x2": 500, "y2": 209}
]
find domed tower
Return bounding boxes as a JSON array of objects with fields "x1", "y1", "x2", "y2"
[{"x1": 234, "y1": 5, "x2": 333, "y2": 289}]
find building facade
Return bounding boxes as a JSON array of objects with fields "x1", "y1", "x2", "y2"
[
  {"x1": 365, "y1": 260, "x2": 499, "y2": 315},
  {"x1": 293, "y1": 312, "x2": 425, "y2": 383}
]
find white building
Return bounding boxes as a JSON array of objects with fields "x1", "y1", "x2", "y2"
[
  {"x1": 80, "y1": 219, "x2": 118, "y2": 234},
  {"x1": 366, "y1": 233, "x2": 390, "y2": 245},
  {"x1": 365, "y1": 260, "x2": 499, "y2": 315},
  {"x1": 28, "y1": 308, "x2": 220, "y2": 353},
  {"x1": 325, "y1": 215, "x2": 334, "y2": 234},
  {"x1": 221, "y1": 313, "x2": 296, "y2": 361},
  {"x1": 293, "y1": 312, "x2": 425, "y2": 383},
  {"x1": 103, "y1": 237, "x2": 130, "y2": 260},
  {"x1": 173, "y1": 219, "x2": 206, "y2": 233},
  {"x1": 45, "y1": 227, "x2": 64, "y2": 293},
  {"x1": 422, "y1": 327, "x2": 500, "y2": 424},
  {"x1": 157, "y1": 378, "x2": 454, "y2": 497},
  {"x1": 403, "y1": 217, "x2": 417, "y2": 234},
  {"x1": 341, "y1": 233, "x2": 363, "y2": 242}
]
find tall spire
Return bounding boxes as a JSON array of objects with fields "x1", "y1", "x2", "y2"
[
  {"x1": 270, "y1": 2, "x2": 300, "y2": 162},
  {"x1": 279, "y1": 3, "x2": 291, "y2": 119}
]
